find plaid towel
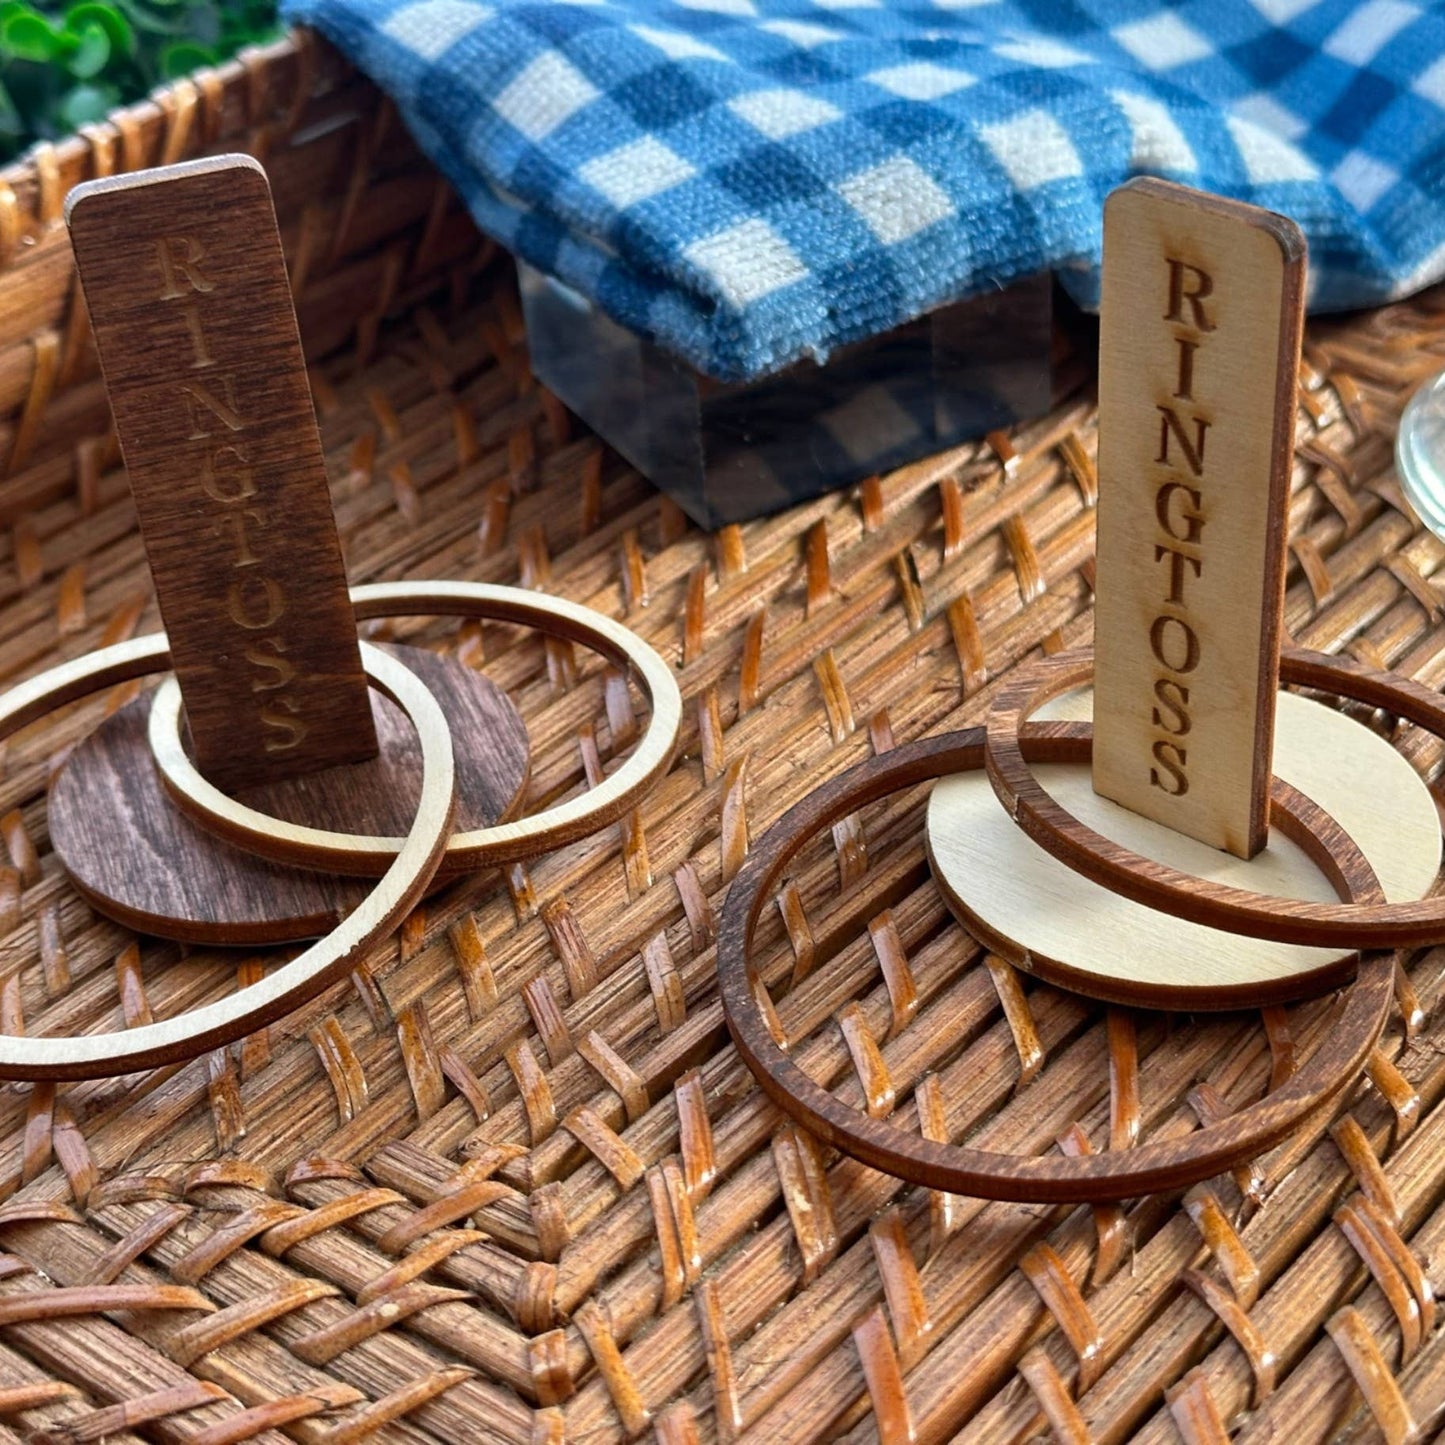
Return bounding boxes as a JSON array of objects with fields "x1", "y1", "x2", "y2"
[{"x1": 284, "y1": 0, "x2": 1445, "y2": 381}]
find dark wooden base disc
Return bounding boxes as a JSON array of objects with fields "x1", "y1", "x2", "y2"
[{"x1": 46, "y1": 645, "x2": 530, "y2": 944}]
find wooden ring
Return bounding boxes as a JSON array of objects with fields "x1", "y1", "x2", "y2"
[
  {"x1": 985, "y1": 646, "x2": 1445, "y2": 949},
  {"x1": 148, "y1": 581, "x2": 681, "y2": 876},
  {"x1": 718, "y1": 723, "x2": 1395, "y2": 1201},
  {"x1": 0, "y1": 638, "x2": 455, "y2": 1079}
]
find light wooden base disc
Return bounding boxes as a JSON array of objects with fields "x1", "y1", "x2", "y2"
[
  {"x1": 927, "y1": 689, "x2": 1442, "y2": 1009},
  {"x1": 46, "y1": 645, "x2": 530, "y2": 945}
]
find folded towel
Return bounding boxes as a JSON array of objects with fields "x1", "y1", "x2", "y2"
[{"x1": 285, "y1": 0, "x2": 1445, "y2": 381}]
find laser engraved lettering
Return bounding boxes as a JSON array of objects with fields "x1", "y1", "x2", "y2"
[
  {"x1": 1163, "y1": 259, "x2": 1215, "y2": 331},
  {"x1": 199, "y1": 446, "x2": 256, "y2": 504},
  {"x1": 227, "y1": 574, "x2": 285, "y2": 631},
  {"x1": 153, "y1": 228, "x2": 309, "y2": 750},
  {"x1": 1145, "y1": 254, "x2": 1216, "y2": 798},
  {"x1": 154, "y1": 235, "x2": 215, "y2": 299},
  {"x1": 260, "y1": 696, "x2": 307, "y2": 753},
  {"x1": 220, "y1": 508, "x2": 266, "y2": 567},
  {"x1": 1153, "y1": 542, "x2": 1201, "y2": 605},
  {"x1": 1150, "y1": 739, "x2": 1188, "y2": 795},
  {"x1": 1150, "y1": 613, "x2": 1200, "y2": 675},
  {"x1": 1172, "y1": 337, "x2": 1198, "y2": 399},
  {"x1": 1156, "y1": 405, "x2": 1208, "y2": 475},
  {"x1": 245, "y1": 638, "x2": 297, "y2": 692},
  {"x1": 1152, "y1": 678, "x2": 1191, "y2": 736},
  {"x1": 179, "y1": 378, "x2": 244, "y2": 438},
  {"x1": 1156, "y1": 481, "x2": 1203, "y2": 542},
  {"x1": 1092, "y1": 179, "x2": 1304, "y2": 858},
  {"x1": 182, "y1": 307, "x2": 213, "y2": 370},
  {"x1": 156, "y1": 238, "x2": 219, "y2": 369}
]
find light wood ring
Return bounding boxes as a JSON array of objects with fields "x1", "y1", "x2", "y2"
[
  {"x1": 0, "y1": 639, "x2": 455, "y2": 1079},
  {"x1": 718, "y1": 724, "x2": 1395, "y2": 1201},
  {"x1": 985, "y1": 646, "x2": 1445, "y2": 949},
  {"x1": 149, "y1": 581, "x2": 681, "y2": 876}
]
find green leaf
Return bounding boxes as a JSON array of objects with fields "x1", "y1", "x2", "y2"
[
  {"x1": 56, "y1": 79, "x2": 114, "y2": 127},
  {"x1": 158, "y1": 37, "x2": 211, "y2": 77},
  {"x1": 66, "y1": 20, "x2": 109, "y2": 77},
  {"x1": 2, "y1": 11, "x2": 59, "y2": 62},
  {"x1": 0, "y1": 0, "x2": 275, "y2": 154},
  {"x1": 65, "y1": 2, "x2": 134, "y2": 58}
]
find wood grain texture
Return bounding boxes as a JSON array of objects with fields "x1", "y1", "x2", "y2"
[
  {"x1": 1092, "y1": 178, "x2": 1306, "y2": 858},
  {"x1": 145, "y1": 580, "x2": 683, "y2": 876},
  {"x1": 0, "y1": 640, "x2": 454, "y2": 1078},
  {"x1": 987, "y1": 646, "x2": 1445, "y2": 949},
  {"x1": 47, "y1": 645, "x2": 529, "y2": 944},
  {"x1": 929, "y1": 687, "x2": 1440, "y2": 1009},
  {"x1": 3, "y1": 63, "x2": 1440, "y2": 1432},
  {"x1": 65, "y1": 155, "x2": 378, "y2": 789},
  {"x1": 718, "y1": 722, "x2": 1395, "y2": 1202}
]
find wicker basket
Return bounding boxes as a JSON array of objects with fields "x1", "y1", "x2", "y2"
[{"x1": 0, "y1": 26, "x2": 1440, "y2": 1445}]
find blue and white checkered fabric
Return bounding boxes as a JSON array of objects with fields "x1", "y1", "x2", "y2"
[{"x1": 283, "y1": 0, "x2": 1445, "y2": 381}]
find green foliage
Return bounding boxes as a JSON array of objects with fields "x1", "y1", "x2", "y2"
[{"x1": 0, "y1": 0, "x2": 282, "y2": 161}]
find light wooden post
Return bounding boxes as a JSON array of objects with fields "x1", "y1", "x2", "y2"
[
  {"x1": 928, "y1": 177, "x2": 1441, "y2": 1013},
  {"x1": 66, "y1": 154, "x2": 379, "y2": 790},
  {"x1": 1091, "y1": 178, "x2": 1306, "y2": 859}
]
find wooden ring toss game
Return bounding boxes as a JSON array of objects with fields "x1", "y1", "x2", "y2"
[
  {"x1": 7, "y1": 53, "x2": 1445, "y2": 1438},
  {"x1": 920, "y1": 179, "x2": 1435, "y2": 987},
  {"x1": 46, "y1": 153, "x2": 534, "y2": 943},
  {"x1": 721, "y1": 177, "x2": 1445, "y2": 1200},
  {"x1": 0, "y1": 154, "x2": 680, "y2": 1076},
  {"x1": 716, "y1": 725, "x2": 1398, "y2": 1201}
]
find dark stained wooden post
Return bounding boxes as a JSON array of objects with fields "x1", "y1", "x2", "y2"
[{"x1": 65, "y1": 153, "x2": 378, "y2": 790}]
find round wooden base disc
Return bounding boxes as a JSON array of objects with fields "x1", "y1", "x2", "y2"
[
  {"x1": 46, "y1": 645, "x2": 530, "y2": 945},
  {"x1": 927, "y1": 689, "x2": 1442, "y2": 1009}
]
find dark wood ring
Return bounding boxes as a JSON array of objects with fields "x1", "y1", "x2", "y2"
[
  {"x1": 718, "y1": 723, "x2": 1395, "y2": 1202},
  {"x1": 984, "y1": 646, "x2": 1445, "y2": 949}
]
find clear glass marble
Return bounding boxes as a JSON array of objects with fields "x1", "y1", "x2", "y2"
[{"x1": 1397, "y1": 370, "x2": 1445, "y2": 538}]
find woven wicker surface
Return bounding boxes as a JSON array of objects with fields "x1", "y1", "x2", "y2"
[{"x1": 0, "y1": 29, "x2": 1440, "y2": 1445}]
